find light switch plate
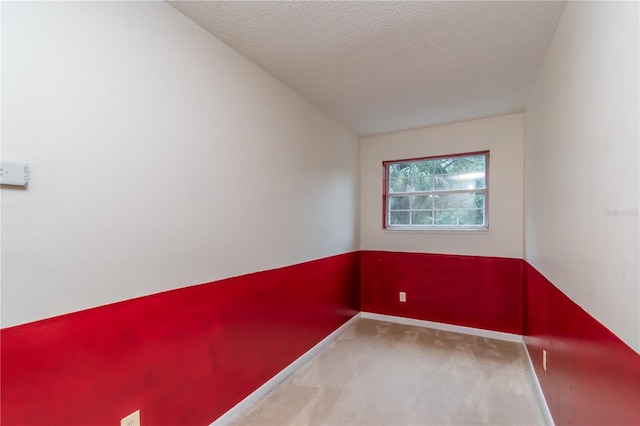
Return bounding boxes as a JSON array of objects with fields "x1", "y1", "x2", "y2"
[{"x1": 0, "y1": 160, "x2": 29, "y2": 186}]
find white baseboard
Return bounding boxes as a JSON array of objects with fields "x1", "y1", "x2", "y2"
[
  {"x1": 360, "y1": 312, "x2": 523, "y2": 343},
  {"x1": 522, "y1": 342, "x2": 555, "y2": 426},
  {"x1": 210, "y1": 313, "x2": 362, "y2": 426}
]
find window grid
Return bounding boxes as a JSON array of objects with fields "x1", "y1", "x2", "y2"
[{"x1": 383, "y1": 151, "x2": 489, "y2": 230}]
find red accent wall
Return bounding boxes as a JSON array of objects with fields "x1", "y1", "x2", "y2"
[
  {"x1": 523, "y1": 262, "x2": 640, "y2": 426},
  {"x1": 360, "y1": 251, "x2": 523, "y2": 334},
  {"x1": 1, "y1": 252, "x2": 360, "y2": 426},
  {"x1": 4, "y1": 251, "x2": 639, "y2": 426}
]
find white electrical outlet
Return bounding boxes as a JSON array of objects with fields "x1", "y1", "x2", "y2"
[
  {"x1": 399, "y1": 291, "x2": 407, "y2": 302},
  {"x1": 121, "y1": 410, "x2": 140, "y2": 426},
  {"x1": 543, "y1": 350, "x2": 547, "y2": 371}
]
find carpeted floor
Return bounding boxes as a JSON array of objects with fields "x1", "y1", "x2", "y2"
[{"x1": 230, "y1": 319, "x2": 548, "y2": 426}]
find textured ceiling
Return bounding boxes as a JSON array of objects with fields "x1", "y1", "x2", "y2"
[{"x1": 169, "y1": 1, "x2": 565, "y2": 136}]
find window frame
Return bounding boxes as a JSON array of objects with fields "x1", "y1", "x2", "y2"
[{"x1": 382, "y1": 150, "x2": 490, "y2": 231}]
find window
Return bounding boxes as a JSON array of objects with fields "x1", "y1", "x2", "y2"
[{"x1": 383, "y1": 151, "x2": 489, "y2": 230}]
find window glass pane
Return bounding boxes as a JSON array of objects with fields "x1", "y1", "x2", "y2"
[
  {"x1": 434, "y1": 175, "x2": 452, "y2": 191},
  {"x1": 458, "y1": 192, "x2": 485, "y2": 209},
  {"x1": 475, "y1": 177, "x2": 486, "y2": 189},
  {"x1": 421, "y1": 160, "x2": 434, "y2": 175},
  {"x1": 458, "y1": 209, "x2": 484, "y2": 225},
  {"x1": 434, "y1": 172, "x2": 485, "y2": 190},
  {"x1": 449, "y1": 158, "x2": 463, "y2": 174},
  {"x1": 405, "y1": 176, "x2": 422, "y2": 191},
  {"x1": 389, "y1": 177, "x2": 409, "y2": 193},
  {"x1": 412, "y1": 160, "x2": 433, "y2": 177},
  {"x1": 388, "y1": 163, "x2": 405, "y2": 176},
  {"x1": 474, "y1": 193, "x2": 485, "y2": 209},
  {"x1": 458, "y1": 192, "x2": 475, "y2": 208},
  {"x1": 411, "y1": 195, "x2": 433, "y2": 210},
  {"x1": 434, "y1": 210, "x2": 457, "y2": 225},
  {"x1": 474, "y1": 210, "x2": 485, "y2": 225},
  {"x1": 433, "y1": 193, "x2": 458, "y2": 209},
  {"x1": 448, "y1": 173, "x2": 485, "y2": 190},
  {"x1": 389, "y1": 196, "x2": 410, "y2": 210},
  {"x1": 389, "y1": 211, "x2": 410, "y2": 225},
  {"x1": 410, "y1": 176, "x2": 434, "y2": 191},
  {"x1": 411, "y1": 211, "x2": 433, "y2": 225},
  {"x1": 460, "y1": 155, "x2": 486, "y2": 172},
  {"x1": 434, "y1": 157, "x2": 456, "y2": 174}
]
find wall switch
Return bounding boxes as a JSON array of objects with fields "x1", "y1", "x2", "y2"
[
  {"x1": 399, "y1": 291, "x2": 406, "y2": 302},
  {"x1": 543, "y1": 350, "x2": 547, "y2": 371},
  {"x1": 121, "y1": 410, "x2": 140, "y2": 426},
  {"x1": 0, "y1": 160, "x2": 29, "y2": 186}
]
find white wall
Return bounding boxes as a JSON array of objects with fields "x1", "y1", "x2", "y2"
[
  {"x1": 360, "y1": 113, "x2": 524, "y2": 258},
  {"x1": 525, "y1": 2, "x2": 639, "y2": 352},
  {"x1": 0, "y1": 1, "x2": 359, "y2": 328}
]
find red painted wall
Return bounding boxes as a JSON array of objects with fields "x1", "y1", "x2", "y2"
[
  {"x1": 360, "y1": 251, "x2": 523, "y2": 334},
  {"x1": 4, "y1": 251, "x2": 639, "y2": 426},
  {"x1": 1, "y1": 252, "x2": 360, "y2": 426},
  {"x1": 523, "y1": 262, "x2": 640, "y2": 426}
]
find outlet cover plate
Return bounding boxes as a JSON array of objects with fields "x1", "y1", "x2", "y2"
[{"x1": 121, "y1": 410, "x2": 140, "y2": 426}]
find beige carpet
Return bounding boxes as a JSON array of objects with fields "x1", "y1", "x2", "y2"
[{"x1": 230, "y1": 319, "x2": 548, "y2": 426}]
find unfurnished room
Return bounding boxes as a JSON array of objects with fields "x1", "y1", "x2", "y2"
[{"x1": 1, "y1": 1, "x2": 638, "y2": 425}]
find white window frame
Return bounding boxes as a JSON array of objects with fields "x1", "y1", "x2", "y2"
[{"x1": 383, "y1": 151, "x2": 489, "y2": 231}]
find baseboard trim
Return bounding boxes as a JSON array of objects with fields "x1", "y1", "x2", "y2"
[
  {"x1": 360, "y1": 312, "x2": 523, "y2": 343},
  {"x1": 522, "y1": 342, "x2": 555, "y2": 426},
  {"x1": 210, "y1": 313, "x2": 362, "y2": 425}
]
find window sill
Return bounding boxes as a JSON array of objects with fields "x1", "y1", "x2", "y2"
[{"x1": 384, "y1": 226, "x2": 489, "y2": 233}]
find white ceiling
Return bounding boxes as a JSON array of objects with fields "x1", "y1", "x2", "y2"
[{"x1": 169, "y1": 1, "x2": 566, "y2": 136}]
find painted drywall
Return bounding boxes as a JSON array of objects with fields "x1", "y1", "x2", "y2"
[
  {"x1": 361, "y1": 251, "x2": 523, "y2": 334},
  {"x1": 524, "y1": 1, "x2": 639, "y2": 352},
  {"x1": 524, "y1": 263, "x2": 639, "y2": 425},
  {"x1": 360, "y1": 113, "x2": 524, "y2": 258},
  {"x1": 2, "y1": 253, "x2": 360, "y2": 426},
  {"x1": 1, "y1": 1, "x2": 359, "y2": 328}
]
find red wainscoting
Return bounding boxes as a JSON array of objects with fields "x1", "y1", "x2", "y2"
[
  {"x1": 1, "y1": 252, "x2": 360, "y2": 426},
  {"x1": 360, "y1": 251, "x2": 523, "y2": 335},
  {"x1": 5, "y1": 250, "x2": 639, "y2": 426},
  {"x1": 523, "y1": 262, "x2": 640, "y2": 426}
]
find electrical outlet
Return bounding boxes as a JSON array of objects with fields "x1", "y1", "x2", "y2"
[
  {"x1": 543, "y1": 350, "x2": 547, "y2": 371},
  {"x1": 121, "y1": 410, "x2": 140, "y2": 426},
  {"x1": 399, "y1": 291, "x2": 407, "y2": 302}
]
